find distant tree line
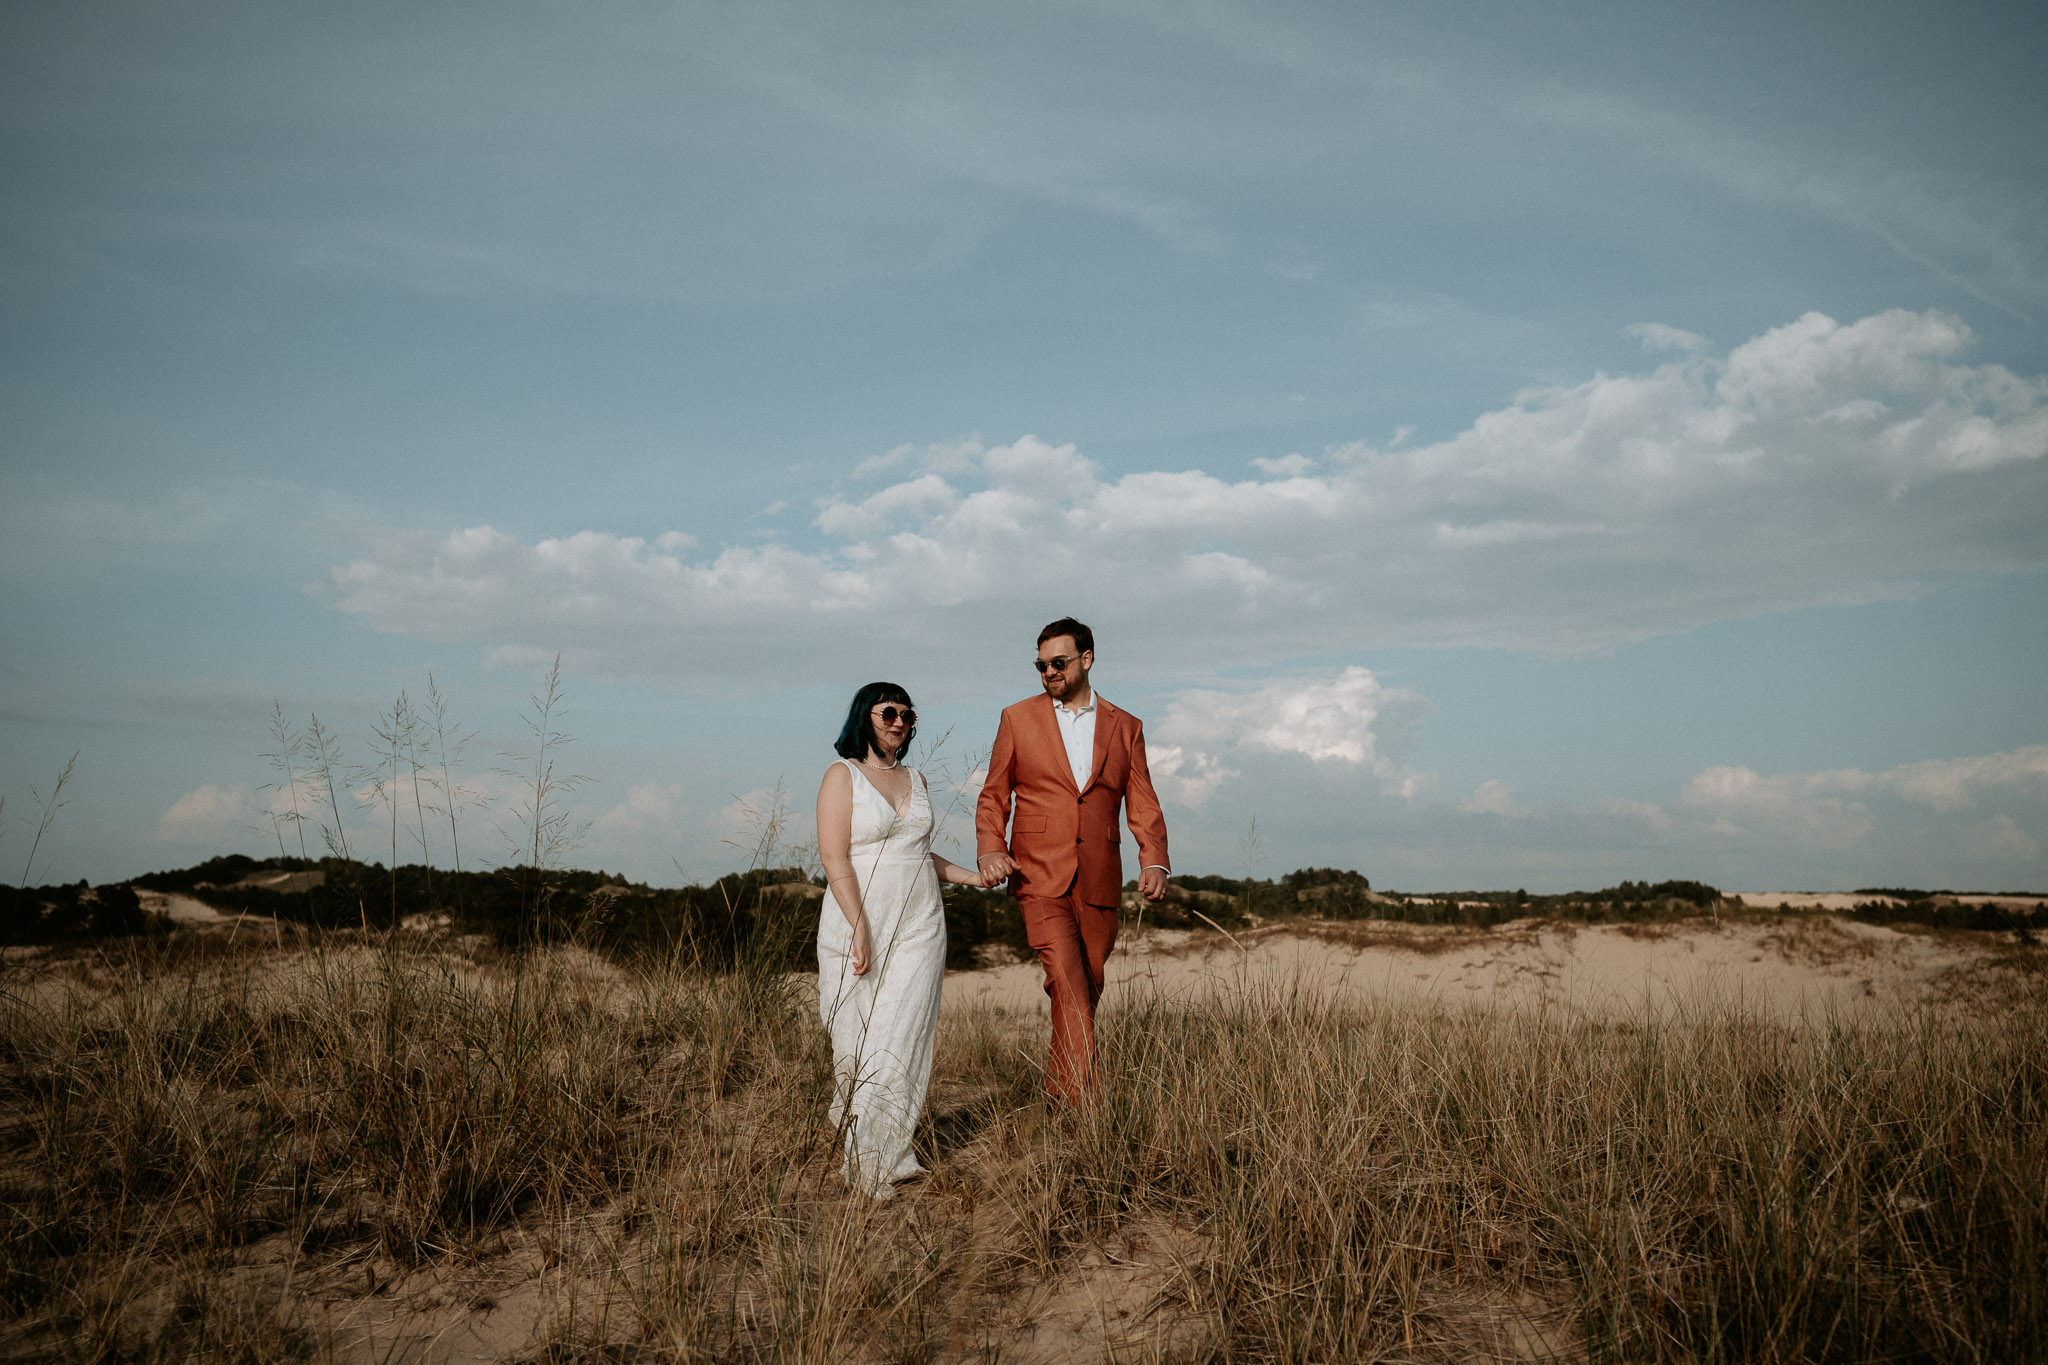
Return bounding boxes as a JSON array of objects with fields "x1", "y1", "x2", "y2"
[
  {"x1": 0, "y1": 881, "x2": 163, "y2": 945},
  {"x1": 10, "y1": 856, "x2": 2038, "y2": 956},
  {"x1": 1847, "y1": 890, "x2": 2043, "y2": 939}
]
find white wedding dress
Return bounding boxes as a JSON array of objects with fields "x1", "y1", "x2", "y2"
[{"x1": 817, "y1": 759, "x2": 947, "y2": 1196}]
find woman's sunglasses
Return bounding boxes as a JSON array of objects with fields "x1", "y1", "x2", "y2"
[{"x1": 872, "y1": 705, "x2": 917, "y2": 726}]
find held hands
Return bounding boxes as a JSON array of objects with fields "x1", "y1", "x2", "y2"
[
  {"x1": 977, "y1": 851, "x2": 1016, "y2": 888},
  {"x1": 977, "y1": 853, "x2": 1166, "y2": 898}
]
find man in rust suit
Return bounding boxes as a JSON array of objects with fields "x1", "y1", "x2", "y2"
[{"x1": 977, "y1": 617, "x2": 1170, "y2": 1101}]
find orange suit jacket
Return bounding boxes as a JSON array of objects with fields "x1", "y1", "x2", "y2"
[{"x1": 976, "y1": 694, "x2": 1170, "y2": 908}]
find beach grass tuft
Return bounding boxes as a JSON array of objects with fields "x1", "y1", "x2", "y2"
[{"x1": 0, "y1": 922, "x2": 2040, "y2": 1361}]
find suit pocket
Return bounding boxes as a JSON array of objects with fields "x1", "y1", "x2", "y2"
[
  {"x1": 1015, "y1": 816, "x2": 1047, "y2": 833},
  {"x1": 1106, "y1": 824, "x2": 1121, "y2": 844}
]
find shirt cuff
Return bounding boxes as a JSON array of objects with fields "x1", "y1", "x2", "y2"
[{"x1": 1141, "y1": 864, "x2": 1170, "y2": 874}]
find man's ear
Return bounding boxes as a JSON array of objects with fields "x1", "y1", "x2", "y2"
[{"x1": 1081, "y1": 650, "x2": 1095, "y2": 670}]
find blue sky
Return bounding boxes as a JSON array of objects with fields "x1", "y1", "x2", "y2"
[{"x1": 3, "y1": 0, "x2": 2045, "y2": 893}]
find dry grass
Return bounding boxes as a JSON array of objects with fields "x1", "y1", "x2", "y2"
[{"x1": 1, "y1": 927, "x2": 2042, "y2": 1363}]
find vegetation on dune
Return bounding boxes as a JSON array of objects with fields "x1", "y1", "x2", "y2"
[
  {"x1": 1847, "y1": 890, "x2": 2045, "y2": 939},
  {"x1": 12, "y1": 656, "x2": 2039, "y2": 953},
  {"x1": 11, "y1": 852, "x2": 2043, "y2": 956},
  {"x1": 0, "y1": 882, "x2": 164, "y2": 945},
  {"x1": 5, "y1": 660, "x2": 2045, "y2": 1358},
  {"x1": 0, "y1": 921, "x2": 2041, "y2": 1361}
]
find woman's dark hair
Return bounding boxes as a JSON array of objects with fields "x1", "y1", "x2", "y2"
[{"x1": 834, "y1": 681, "x2": 917, "y2": 761}]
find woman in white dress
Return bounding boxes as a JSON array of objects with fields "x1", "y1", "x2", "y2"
[{"x1": 816, "y1": 682, "x2": 985, "y2": 1196}]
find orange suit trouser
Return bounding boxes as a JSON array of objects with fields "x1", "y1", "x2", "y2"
[{"x1": 1018, "y1": 886, "x2": 1118, "y2": 1102}]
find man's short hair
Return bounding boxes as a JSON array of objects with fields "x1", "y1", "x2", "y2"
[{"x1": 1037, "y1": 616, "x2": 1094, "y2": 654}]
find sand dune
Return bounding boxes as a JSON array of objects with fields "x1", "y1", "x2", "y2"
[{"x1": 944, "y1": 913, "x2": 2027, "y2": 1023}]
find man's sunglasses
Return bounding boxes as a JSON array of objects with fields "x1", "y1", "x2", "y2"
[
  {"x1": 872, "y1": 705, "x2": 917, "y2": 726},
  {"x1": 1033, "y1": 655, "x2": 1081, "y2": 674}
]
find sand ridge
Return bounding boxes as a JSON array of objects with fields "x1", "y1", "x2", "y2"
[{"x1": 943, "y1": 913, "x2": 2028, "y2": 1023}]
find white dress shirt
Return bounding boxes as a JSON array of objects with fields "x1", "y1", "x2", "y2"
[
  {"x1": 1052, "y1": 691, "x2": 1098, "y2": 792},
  {"x1": 1053, "y1": 690, "x2": 1168, "y2": 876}
]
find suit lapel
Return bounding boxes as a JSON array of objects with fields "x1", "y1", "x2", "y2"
[
  {"x1": 1028, "y1": 694, "x2": 1080, "y2": 793},
  {"x1": 1083, "y1": 697, "x2": 1115, "y2": 795}
]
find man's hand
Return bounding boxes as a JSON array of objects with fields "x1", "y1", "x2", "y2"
[
  {"x1": 1139, "y1": 867, "x2": 1169, "y2": 902},
  {"x1": 978, "y1": 851, "x2": 1016, "y2": 887}
]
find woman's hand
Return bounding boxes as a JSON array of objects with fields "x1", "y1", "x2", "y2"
[
  {"x1": 849, "y1": 913, "x2": 873, "y2": 976},
  {"x1": 932, "y1": 853, "x2": 993, "y2": 888}
]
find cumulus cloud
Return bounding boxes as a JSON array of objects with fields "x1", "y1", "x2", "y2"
[
  {"x1": 852, "y1": 440, "x2": 987, "y2": 480},
  {"x1": 1148, "y1": 745, "x2": 1237, "y2": 808},
  {"x1": 1679, "y1": 744, "x2": 2048, "y2": 850},
  {"x1": 1877, "y1": 746, "x2": 2048, "y2": 810},
  {"x1": 1250, "y1": 452, "x2": 1315, "y2": 476},
  {"x1": 593, "y1": 782, "x2": 688, "y2": 844},
  {"x1": 329, "y1": 311, "x2": 2048, "y2": 680},
  {"x1": 1680, "y1": 765, "x2": 1876, "y2": 849},
  {"x1": 582, "y1": 783, "x2": 692, "y2": 881},
  {"x1": 1460, "y1": 779, "x2": 1529, "y2": 819},
  {"x1": 1600, "y1": 796, "x2": 1673, "y2": 832},
  {"x1": 1964, "y1": 814, "x2": 2040, "y2": 863},
  {"x1": 1627, "y1": 322, "x2": 1708, "y2": 353},
  {"x1": 1150, "y1": 666, "x2": 1424, "y2": 805},
  {"x1": 156, "y1": 784, "x2": 253, "y2": 844},
  {"x1": 711, "y1": 786, "x2": 800, "y2": 861}
]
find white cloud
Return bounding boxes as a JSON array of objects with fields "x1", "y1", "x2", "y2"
[
  {"x1": 1151, "y1": 666, "x2": 1424, "y2": 805},
  {"x1": 1432, "y1": 519, "x2": 1606, "y2": 548},
  {"x1": 711, "y1": 786, "x2": 801, "y2": 863},
  {"x1": 814, "y1": 473, "x2": 959, "y2": 539},
  {"x1": 328, "y1": 312, "x2": 2048, "y2": 679},
  {"x1": 1459, "y1": 779, "x2": 1529, "y2": 819},
  {"x1": 1600, "y1": 796, "x2": 1673, "y2": 832},
  {"x1": 1148, "y1": 744, "x2": 1237, "y2": 808},
  {"x1": 1963, "y1": 814, "x2": 2040, "y2": 863},
  {"x1": 1679, "y1": 765, "x2": 1875, "y2": 849},
  {"x1": 1250, "y1": 452, "x2": 1315, "y2": 476},
  {"x1": 1628, "y1": 322, "x2": 1708, "y2": 353},
  {"x1": 1876, "y1": 746, "x2": 2048, "y2": 810},
  {"x1": 593, "y1": 782, "x2": 687, "y2": 843},
  {"x1": 156, "y1": 784, "x2": 253, "y2": 844},
  {"x1": 581, "y1": 783, "x2": 691, "y2": 881},
  {"x1": 1679, "y1": 744, "x2": 2048, "y2": 852},
  {"x1": 853, "y1": 439, "x2": 987, "y2": 480}
]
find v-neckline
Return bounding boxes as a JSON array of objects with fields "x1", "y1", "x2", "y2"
[{"x1": 848, "y1": 759, "x2": 916, "y2": 820}]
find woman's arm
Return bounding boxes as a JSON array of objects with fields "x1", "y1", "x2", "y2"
[
  {"x1": 815, "y1": 763, "x2": 872, "y2": 974},
  {"x1": 914, "y1": 770, "x2": 995, "y2": 887},
  {"x1": 929, "y1": 853, "x2": 984, "y2": 886}
]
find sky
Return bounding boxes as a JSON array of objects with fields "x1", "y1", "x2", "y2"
[{"x1": 3, "y1": 0, "x2": 2045, "y2": 894}]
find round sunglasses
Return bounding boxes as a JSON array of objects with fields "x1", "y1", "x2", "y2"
[{"x1": 871, "y1": 705, "x2": 917, "y2": 726}]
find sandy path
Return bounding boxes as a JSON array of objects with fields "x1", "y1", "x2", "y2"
[
  {"x1": 1735, "y1": 891, "x2": 2048, "y2": 911},
  {"x1": 943, "y1": 916, "x2": 2013, "y2": 1023},
  {"x1": 134, "y1": 888, "x2": 273, "y2": 927}
]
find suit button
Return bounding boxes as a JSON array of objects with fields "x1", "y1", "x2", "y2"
[{"x1": 1075, "y1": 836, "x2": 1083, "y2": 844}]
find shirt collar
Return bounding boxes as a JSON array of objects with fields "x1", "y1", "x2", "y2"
[{"x1": 1054, "y1": 690, "x2": 1098, "y2": 717}]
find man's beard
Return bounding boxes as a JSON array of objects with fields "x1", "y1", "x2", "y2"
[{"x1": 1042, "y1": 672, "x2": 1085, "y2": 702}]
